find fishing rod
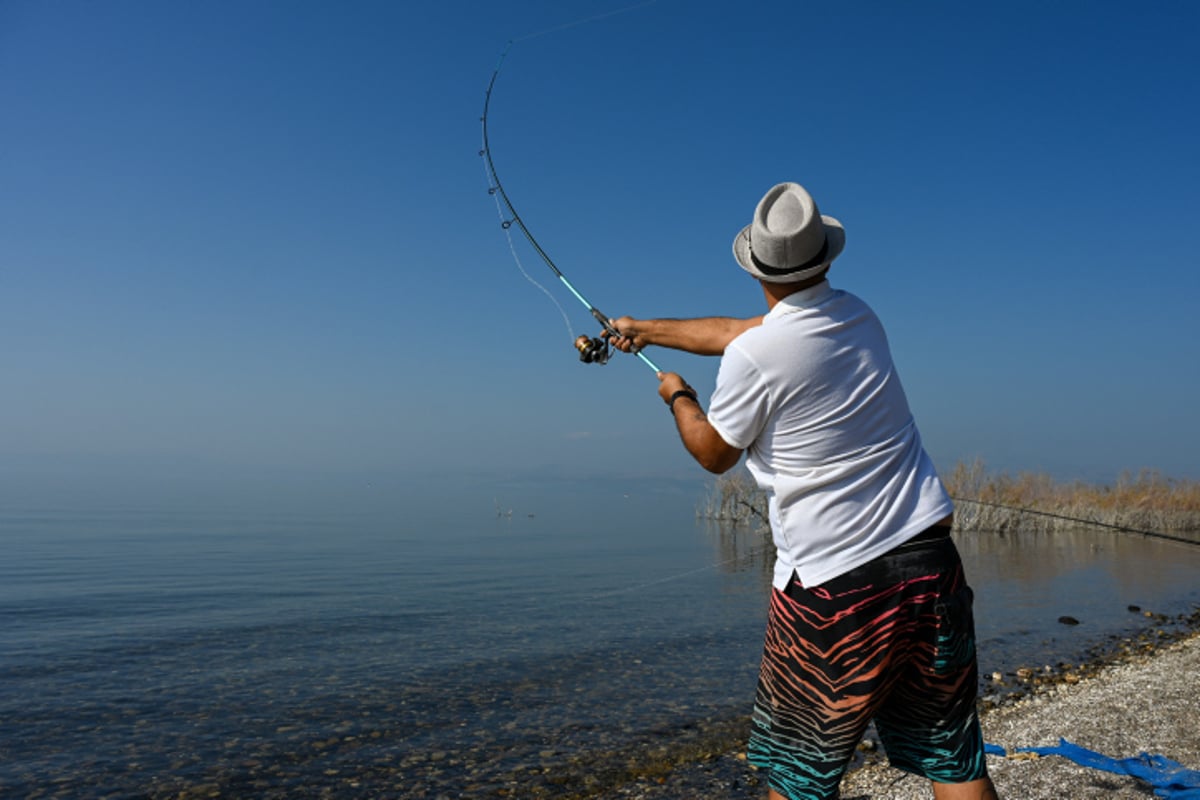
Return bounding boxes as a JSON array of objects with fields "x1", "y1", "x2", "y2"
[{"x1": 480, "y1": 38, "x2": 661, "y2": 374}]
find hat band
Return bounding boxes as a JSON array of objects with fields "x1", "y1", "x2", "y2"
[{"x1": 749, "y1": 234, "x2": 830, "y2": 277}]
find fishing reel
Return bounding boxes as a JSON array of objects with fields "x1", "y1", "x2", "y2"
[{"x1": 574, "y1": 334, "x2": 612, "y2": 365}]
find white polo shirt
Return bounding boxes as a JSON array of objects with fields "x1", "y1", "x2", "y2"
[{"x1": 706, "y1": 280, "x2": 953, "y2": 590}]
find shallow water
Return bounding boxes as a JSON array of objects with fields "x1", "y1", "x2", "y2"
[{"x1": 2, "y1": 489, "x2": 1198, "y2": 798}]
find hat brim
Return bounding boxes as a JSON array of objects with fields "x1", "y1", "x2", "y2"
[{"x1": 733, "y1": 216, "x2": 845, "y2": 283}]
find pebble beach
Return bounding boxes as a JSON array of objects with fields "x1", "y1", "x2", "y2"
[{"x1": 601, "y1": 624, "x2": 1200, "y2": 799}]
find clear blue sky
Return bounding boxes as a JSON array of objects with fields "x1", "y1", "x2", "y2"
[{"x1": 3, "y1": 0, "x2": 1198, "y2": 508}]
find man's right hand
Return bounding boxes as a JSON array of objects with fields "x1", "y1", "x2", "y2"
[{"x1": 605, "y1": 316, "x2": 646, "y2": 354}]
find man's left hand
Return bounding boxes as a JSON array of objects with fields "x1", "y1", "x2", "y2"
[{"x1": 656, "y1": 371, "x2": 694, "y2": 405}]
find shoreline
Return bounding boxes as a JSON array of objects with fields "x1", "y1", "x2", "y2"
[
  {"x1": 843, "y1": 625, "x2": 1200, "y2": 799},
  {"x1": 598, "y1": 609, "x2": 1200, "y2": 799}
]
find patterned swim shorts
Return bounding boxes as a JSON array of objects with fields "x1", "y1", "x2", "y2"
[{"x1": 748, "y1": 528, "x2": 987, "y2": 800}]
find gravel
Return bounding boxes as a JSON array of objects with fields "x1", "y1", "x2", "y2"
[{"x1": 601, "y1": 630, "x2": 1200, "y2": 799}]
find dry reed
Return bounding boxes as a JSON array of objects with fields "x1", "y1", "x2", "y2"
[
  {"x1": 699, "y1": 459, "x2": 1200, "y2": 541},
  {"x1": 945, "y1": 458, "x2": 1200, "y2": 538},
  {"x1": 696, "y1": 471, "x2": 769, "y2": 530}
]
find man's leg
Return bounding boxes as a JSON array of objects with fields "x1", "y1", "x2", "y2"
[
  {"x1": 748, "y1": 587, "x2": 878, "y2": 800},
  {"x1": 931, "y1": 776, "x2": 999, "y2": 800},
  {"x1": 768, "y1": 782, "x2": 1000, "y2": 800},
  {"x1": 764, "y1": 770, "x2": 1000, "y2": 798}
]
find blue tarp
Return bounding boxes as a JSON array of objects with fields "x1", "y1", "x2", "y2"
[{"x1": 986, "y1": 738, "x2": 1200, "y2": 799}]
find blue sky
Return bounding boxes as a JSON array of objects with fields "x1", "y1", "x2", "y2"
[{"x1": 3, "y1": 0, "x2": 1198, "y2": 508}]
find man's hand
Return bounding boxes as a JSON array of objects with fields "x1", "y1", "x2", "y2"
[
  {"x1": 656, "y1": 371, "x2": 695, "y2": 405},
  {"x1": 605, "y1": 316, "x2": 646, "y2": 354}
]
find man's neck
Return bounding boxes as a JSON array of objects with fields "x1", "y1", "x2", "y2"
[{"x1": 759, "y1": 271, "x2": 829, "y2": 310}]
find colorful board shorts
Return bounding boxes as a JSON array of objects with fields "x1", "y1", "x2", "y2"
[{"x1": 748, "y1": 527, "x2": 987, "y2": 800}]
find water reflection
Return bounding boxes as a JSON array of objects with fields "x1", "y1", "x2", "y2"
[
  {"x1": 956, "y1": 527, "x2": 1200, "y2": 672},
  {"x1": 698, "y1": 519, "x2": 775, "y2": 583},
  {"x1": 697, "y1": 520, "x2": 1200, "y2": 676}
]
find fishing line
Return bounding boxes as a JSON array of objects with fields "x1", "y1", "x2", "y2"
[
  {"x1": 481, "y1": 153, "x2": 576, "y2": 340},
  {"x1": 510, "y1": 0, "x2": 658, "y2": 45},
  {"x1": 729, "y1": 490, "x2": 1200, "y2": 550},
  {"x1": 480, "y1": 6, "x2": 662, "y2": 372},
  {"x1": 490, "y1": 513, "x2": 775, "y2": 606},
  {"x1": 496, "y1": 491, "x2": 1200, "y2": 608},
  {"x1": 588, "y1": 541, "x2": 776, "y2": 599},
  {"x1": 598, "y1": 495, "x2": 1200, "y2": 600},
  {"x1": 952, "y1": 497, "x2": 1200, "y2": 548}
]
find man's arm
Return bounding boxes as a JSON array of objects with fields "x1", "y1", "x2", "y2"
[
  {"x1": 608, "y1": 316, "x2": 762, "y2": 357},
  {"x1": 657, "y1": 372, "x2": 742, "y2": 474}
]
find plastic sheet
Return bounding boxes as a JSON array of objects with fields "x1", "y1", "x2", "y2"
[{"x1": 986, "y1": 738, "x2": 1200, "y2": 799}]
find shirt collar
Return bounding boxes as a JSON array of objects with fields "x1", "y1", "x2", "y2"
[{"x1": 765, "y1": 280, "x2": 835, "y2": 320}]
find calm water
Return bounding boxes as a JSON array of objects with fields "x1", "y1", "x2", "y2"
[{"x1": 2, "y1": 486, "x2": 1198, "y2": 798}]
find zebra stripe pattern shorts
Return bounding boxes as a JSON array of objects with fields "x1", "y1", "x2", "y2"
[{"x1": 747, "y1": 530, "x2": 987, "y2": 800}]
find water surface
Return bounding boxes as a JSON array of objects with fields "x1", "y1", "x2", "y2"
[{"x1": 2, "y1": 488, "x2": 1197, "y2": 798}]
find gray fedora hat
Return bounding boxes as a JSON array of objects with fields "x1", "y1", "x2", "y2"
[{"x1": 732, "y1": 182, "x2": 845, "y2": 283}]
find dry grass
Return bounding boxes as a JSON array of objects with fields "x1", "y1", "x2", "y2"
[
  {"x1": 945, "y1": 458, "x2": 1200, "y2": 537},
  {"x1": 699, "y1": 460, "x2": 1200, "y2": 541}
]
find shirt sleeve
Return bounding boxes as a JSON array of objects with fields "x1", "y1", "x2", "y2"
[{"x1": 706, "y1": 343, "x2": 771, "y2": 451}]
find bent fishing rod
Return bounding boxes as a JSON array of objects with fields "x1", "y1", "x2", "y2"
[{"x1": 480, "y1": 41, "x2": 661, "y2": 374}]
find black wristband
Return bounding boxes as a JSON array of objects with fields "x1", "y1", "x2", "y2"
[{"x1": 668, "y1": 390, "x2": 698, "y2": 415}]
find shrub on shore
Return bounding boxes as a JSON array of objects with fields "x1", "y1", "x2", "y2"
[
  {"x1": 700, "y1": 459, "x2": 1200, "y2": 539},
  {"x1": 696, "y1": 470, "x2": 768, "y2": 529}
]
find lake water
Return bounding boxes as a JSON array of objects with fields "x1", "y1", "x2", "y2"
[{"x1": 3, "y1": 483, "x2": 1199, "y2": 799}]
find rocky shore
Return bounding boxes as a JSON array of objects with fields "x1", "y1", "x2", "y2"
[{"x1": 600, "y1": 619, "x2": 1200, "y2": 799}]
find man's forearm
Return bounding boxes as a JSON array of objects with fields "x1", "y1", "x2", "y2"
[
  {"x1": 639, "y1": 316, "x2": 762, "y2": 355},
  {"x1": 671, "y1": 395, "x2": 743, "y2": 474}
]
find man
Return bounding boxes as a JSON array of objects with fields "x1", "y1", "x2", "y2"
[{"x1": 607, "y1": 183, "x2": 997, "y2": 800}]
